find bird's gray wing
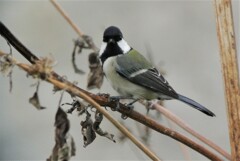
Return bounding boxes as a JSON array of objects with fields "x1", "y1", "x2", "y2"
[{"x1": 116, "y1": 49, "x2": 178, "y2": 99}]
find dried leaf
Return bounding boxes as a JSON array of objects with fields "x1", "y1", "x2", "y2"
[
  {"x1": 47, "y1": 108, "x2": 75, "y2": 161},
  {"x1": 29, "y1": 91, "x2": 46, "y2": 110},
  {"x1": 0, "y1": 52, "x2": 14, "y2": 93},
  {"x1": 8, "y1": 69, "x2": 13, "y2": 92},
  {"x1": 82, "y1": 35, "x2": 98, "y2": 52},
  {"x1": 71, "y1": 42, "x2": 85, "y2": 74},
  {"x1": 80, "y1": 111, "x2": 96, "y2": 147},
  {"x1": 93, "y1": 111, "x2": 116, "y2": 143},
  {"x1": 55, "y1": 107, "x2": 70, "y2": 147},
  {"x1": 0, "y1": 54, "x2": 14, "y2": 75},
  {"x1": 87, "y1": 52, "x2": 104, "y2": 89},
  {"x1": 71, "y1": 35, "x2": 99, "y2": 76},
  {"x1": 62, "y1": 99, "x2": 87, "y2": 114}
]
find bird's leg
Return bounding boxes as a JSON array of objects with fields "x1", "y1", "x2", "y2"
[
  {"x1": 120, "y1": 99, "x2": 139, "y2": 120},
  {"x1": 108, "y1": 96, "x2": 133, "y2": 111},
  {"x1": 125, "y1": 99, "x2": 139, "y2": 110}
]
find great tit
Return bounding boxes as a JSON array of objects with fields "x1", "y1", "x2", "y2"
[{"x1": 99, "y1": 26, "x2": 215, "y2": 117}]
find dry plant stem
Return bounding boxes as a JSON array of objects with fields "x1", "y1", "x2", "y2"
[
  {"x1": 50, "y1": 0, "x2": 84, "y2": 37},
  {"x1": 152, "y1": 103, "x2": 231, "y2": 160},
  {"x1": 214, "y1": 0, "x2": 240, "y2": 160},
  {"x1": 0, "y1": 23, "x2": 222, "y2": 160}
]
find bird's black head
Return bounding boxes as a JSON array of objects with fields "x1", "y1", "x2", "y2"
[
  {"x1": 100, "y1": 26, "x2": 131, "y2": 64},
  {"x1": 103, "y1": 26, "x2": 123, "y2": 43}
]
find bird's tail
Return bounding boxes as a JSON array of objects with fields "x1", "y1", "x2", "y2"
[{"x1": 177, "y1": 94, "x2": 215, "y2": 117}]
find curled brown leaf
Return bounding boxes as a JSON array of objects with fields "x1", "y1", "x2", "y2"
[
  {"x1": 87, "y1": 52, "x2": 104, "y2": 89},
  {"x1": 47, "y1": 107, "x2": 75, "y2": 161},
  {"x1": 93, "y1": 111, "x2": 116, "y2": 143},
  {"x1": 80, "y1": 111, "x2": 96, "y2": 147}
]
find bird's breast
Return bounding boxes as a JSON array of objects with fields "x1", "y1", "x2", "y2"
[{"x1": 102, "y1": 57, "x2": 158, "y2": 100}]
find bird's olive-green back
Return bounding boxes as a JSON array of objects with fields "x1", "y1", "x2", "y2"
[{"x1": 116, "y1": 49, "x2": 152, "y2": 75}]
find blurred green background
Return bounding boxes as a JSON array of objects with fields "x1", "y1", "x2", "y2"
[{"x1": 0, "y1": 0, "x2": 239, "y2": 160}]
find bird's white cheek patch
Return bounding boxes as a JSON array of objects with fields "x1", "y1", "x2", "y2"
[{"x1": 117, "y1": 39, "x2": 131, "y2": 54}]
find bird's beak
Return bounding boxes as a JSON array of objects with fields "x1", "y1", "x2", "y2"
[{"x1": 108, "y1": 38, "x2": 115, "y2": 44}]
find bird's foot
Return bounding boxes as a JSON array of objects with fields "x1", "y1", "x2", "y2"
[
  {"x1": 108, "y1": 96, "x2": 138, "y2": 119},
  {"x1": 108, "y1": 96, "x2": 122, "y2": 111},
  {"x1": 121, "y1": 99, "x2": 139, "y2": 119},
  {"x1": 120, "y1": 104, "x2": 133, "y2": 120}
]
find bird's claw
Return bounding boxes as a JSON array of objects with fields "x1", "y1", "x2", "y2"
[
  {"x1": 120, "y1": 103, "x2": 134, "y2": 120},
  {"x1": 108, "y1": 96, "x2": 136, "y2": 113},
  {"x1": 108, "y1": 96, "x2": 122, "y2": 111},
  {"x1": 108, "y1": 96, "x2": 121, "y2": 111},
  {"x1": 126, "y1": 103, "x2": 134, "y2": 111}
]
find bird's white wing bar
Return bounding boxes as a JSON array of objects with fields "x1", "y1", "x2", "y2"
[{"x1": 129, "y1": 69, "x2": 148, "y2": 78}]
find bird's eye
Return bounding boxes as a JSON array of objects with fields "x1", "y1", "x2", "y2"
[
  {"x1": 103, "y1": 35, "x2": 122, "y2": 42},
  {"x1": 114, "y1": 35, "x2": 122, "y2": 41}
]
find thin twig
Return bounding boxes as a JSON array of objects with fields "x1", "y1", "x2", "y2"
[
  {"x1": 150, "y1": 102, "x2": 231, "y2": 160},
  {"x1": 50, "y1": 0, "x2": 84, "y2": 37}
]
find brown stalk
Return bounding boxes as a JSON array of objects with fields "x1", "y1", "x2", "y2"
[{"x1": 213, "y1": 0, "x2": 240, "y2": 160}]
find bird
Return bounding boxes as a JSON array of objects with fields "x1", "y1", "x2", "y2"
[{"x1": 99, "y1": 26, "x2": 215, "y2": 117}]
